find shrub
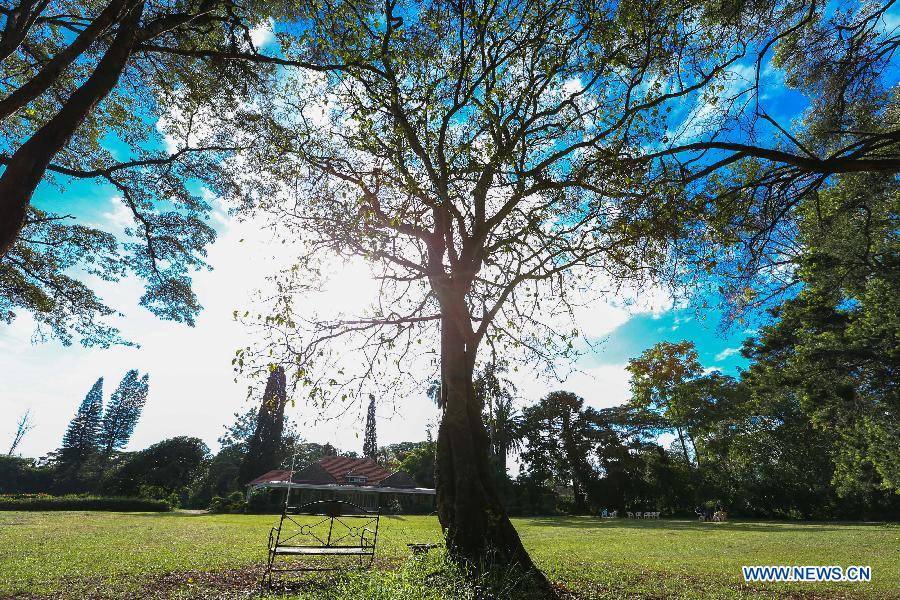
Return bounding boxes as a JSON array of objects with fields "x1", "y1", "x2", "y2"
[
  {"x1": 0, "y1": 456, "x2": 55, "y2": 494},
  {"x1": 383, "y1": 497, "x2": 403, "y2": 515},
  {"x1": 246, "y1": 488, "x2": 283, "y2": 514},
  {"x1": 208, "y1": 491, "x2": 247, "y2": 514},
  {"x1": 0, "y1": 494, "x2": 171, "y2": 512}
]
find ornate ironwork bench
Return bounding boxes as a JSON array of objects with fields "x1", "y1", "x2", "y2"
[{"x1": 264, "y1": 499, "x2": 380, "y2": 584}]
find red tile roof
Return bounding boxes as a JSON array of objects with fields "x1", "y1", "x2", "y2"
[
  {"x1": 247, "y1": 469, "x2": 293, "y2": 485},
  {"x1": 318, "y1": 456, "x2": 392, "y2": 485},
  {"x1": 248, "y1": 457, "x2": 416, "y2": 488}
]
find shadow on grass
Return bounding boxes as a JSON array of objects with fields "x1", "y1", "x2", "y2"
[{"x1": 519, "y1": 517, "x2": 881, "y2": 534}]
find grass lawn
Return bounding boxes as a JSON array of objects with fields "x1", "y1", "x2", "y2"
[{"x1": 0, "y1": 511, "x2": 897, "y2": 599}]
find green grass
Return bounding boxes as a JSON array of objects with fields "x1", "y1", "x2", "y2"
[{"x1": 0, "y1": 511, "x2": 897, "y2": 599}]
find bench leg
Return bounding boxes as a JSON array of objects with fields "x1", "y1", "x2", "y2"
[{"x1": 260, "y1": 546, "x2": 275, "y2": 596}]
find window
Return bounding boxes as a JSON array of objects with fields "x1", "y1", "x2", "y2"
[{"x1": 347, "y1": 475, "x2": 368, "y2": 484}]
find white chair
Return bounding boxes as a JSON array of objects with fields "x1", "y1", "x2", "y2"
[
  {"x1": 627, "y1": 511, "x2": 634, "y2": 518},
  {"x1": 636, "y1": 512, "x2": 643, "y2": 519},
  {"x1": 610, "y1": 510, "x2": 618, "y2": 518}
]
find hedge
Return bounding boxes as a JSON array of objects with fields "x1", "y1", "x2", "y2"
[{"x1": 0, "y1": 494, "x2": 172, "y2": 512}]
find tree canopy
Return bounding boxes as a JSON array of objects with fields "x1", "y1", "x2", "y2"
[
  {"x1": 220, "y1": 0, "x2": 900, "y2": 578},
  {"x1": 0, "y1": 0, "x2": 291, "y2": 346}
]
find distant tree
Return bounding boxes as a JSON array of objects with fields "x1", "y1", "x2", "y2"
[
  {"x1": 218, "y1": 407, "x2": 258, "y2": 449},
  {"x1": 188, "y1": 444, "x2": 245, "y2": 509},
  {"x1": 627, "y1": 341, "x2": 704, "y2": 470},
  {"x1": 363, "y1": 394, "x2": 377, "y2": 459},
  {"x1": 101, "y1": 436, "x2": 210, "y2": 501},
  {"x1": 519, "y1": 391, "x2": 597, "y2": 513},
  {"x1": 322, "y1": 442, "x2": 337, "y2": 457},
  {"x1": 98, "y1": 370, "x2": 149, "y2": 454},
  {"x1": 238, "y1": 366, "x2": 287, "y2": 485},
  {"x1": 474, "y1": 363, "x2": 521, "y2": 475},
  {"x1": 0, "y1": 455, "x2": 54, "y2": 494},
  {"x1": 58, "y1": 378, "x2": 103, "y2": 467},
  {"x1": 7, "y1": 409, "x2": 35, "y2": 456},
  {"x1": 399, "y1": 442, "x2": 436, "y2": 488},
  {"x1": 376, "y1": 441, "x2": 423, "y2": 468},
  {"x1": 193, "y1": 407, "x2": 300, "y2": 506},
  {"x1": 282, "y1": 441, "x2": 325, "y2": 469}
]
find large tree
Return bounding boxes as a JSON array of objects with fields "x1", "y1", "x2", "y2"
[
  {"x1": 98, "y1": 369, "x2": 150, "y2": 454},
  {"x1": 58, "y1": 377, "x2": 103, "y2": 468},
  {"x1": 226, "y1": 0, "x2": 900, "y2": 583},
  {"x1": 739, "y1": 172, "x2": 899, "y2": 495},
  {"x1": 238, "y1": 365, "x2": 288, "y2": 485},
  {"x1": 0, "y1": 0, "x2": 296, "y2": 346}
]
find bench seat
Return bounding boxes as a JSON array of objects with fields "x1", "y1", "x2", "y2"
[{"x1": 273, "y1": 546, "x2": 374, "y2": 556}]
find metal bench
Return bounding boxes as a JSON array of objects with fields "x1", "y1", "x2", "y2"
[{"x1": 264, "y1": 499, "x2": 379, "y2": 584}]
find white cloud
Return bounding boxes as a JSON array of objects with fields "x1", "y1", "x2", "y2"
[
  {"x1": 714, "y1": 347, "x2": 740, "y2": 361},
  {"x1": 562, "y1": 78, "x2": 584, "y2": 96},
  {"x1": 573, "y1": 302, "x2": 631, "y2": 338},
  {"x1": 512, "y1": 363, "x2": 631, "y2": 409},
  {"x1": 98, "y1": 195, "x2": 133, "y2": 235},
  {"x1": 250, "y1": 19, "x2": 276, "y2": 48}
]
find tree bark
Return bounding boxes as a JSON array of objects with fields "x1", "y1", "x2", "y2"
[
  {"x1": 0, "y1": 1, "x2": 144, "y2": 258},
  {"x1": 676, "y1": 426, "x2": 692, "y2": 468},
  {"x1": 0, "y1": 0, "x2": 50, "y2": 63},
  {"x1": 434, "y1": 309, "x2": 553, "y2": 596}
]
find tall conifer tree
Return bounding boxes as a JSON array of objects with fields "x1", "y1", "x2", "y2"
[
  {"x1": 99, "y1": 370, "x2": 150, "y2": 454},
  {"x1": 363, "y1": 394, "x2": 377, "y2": 459},
  {"x1": 238, "y1": 366, "x2": 287, "y2": 485},
  {"x1": 59, "y1": 377, "x2": 103, "y2": 466}
]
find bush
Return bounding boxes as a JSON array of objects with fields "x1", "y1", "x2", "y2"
[
  {"x1": 245, "y1": 487, "x2": 289, "y2": 514},
  {"x1": 0, "y1": 494, "x2": 171, "y2": 512},
  {"x1": 100, "y1": 436, "x2": 209, "y2": 499},
  {"x1": 208, "y1": 491, "x2": 247, "y2": 514},
  {"x1": 0, "y1": 456, "x2": 54, "y2": 494}
]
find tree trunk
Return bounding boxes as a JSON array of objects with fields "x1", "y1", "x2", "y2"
[
  {"x1": 0, "y1": 0, "x2": 50, "y2": 63},
  {"x1": 434, "y1": 312, "x2": 552, "y2": 595},
  {"x1": 676, "y1": 426, "x2": 692, "y2": 468},
  {"x1": 0, "y1": 1, "x2": 143, "y2": 258},
  {"x1": 560, "y1": 410, "x2": 589, "y2": 513}
]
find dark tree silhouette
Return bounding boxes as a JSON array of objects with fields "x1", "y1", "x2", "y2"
[
  {"x1": 238, "y1": 366, "x2": 287, "y2": 485},
  {"x1": 363, "y1": 394, "x2": 377, "y2": 459},
  {"x1": 59, "y1": 378, "x2": 103, "y2": 467}
]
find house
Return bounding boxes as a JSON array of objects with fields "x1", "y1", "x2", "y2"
[{"x1": 246, "y1": 456, "x2": 435, "y2": 513}]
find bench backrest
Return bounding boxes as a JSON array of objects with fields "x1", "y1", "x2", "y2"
[{"x1": 276, "y1": 499, "x2": 379, "y2": 549}]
